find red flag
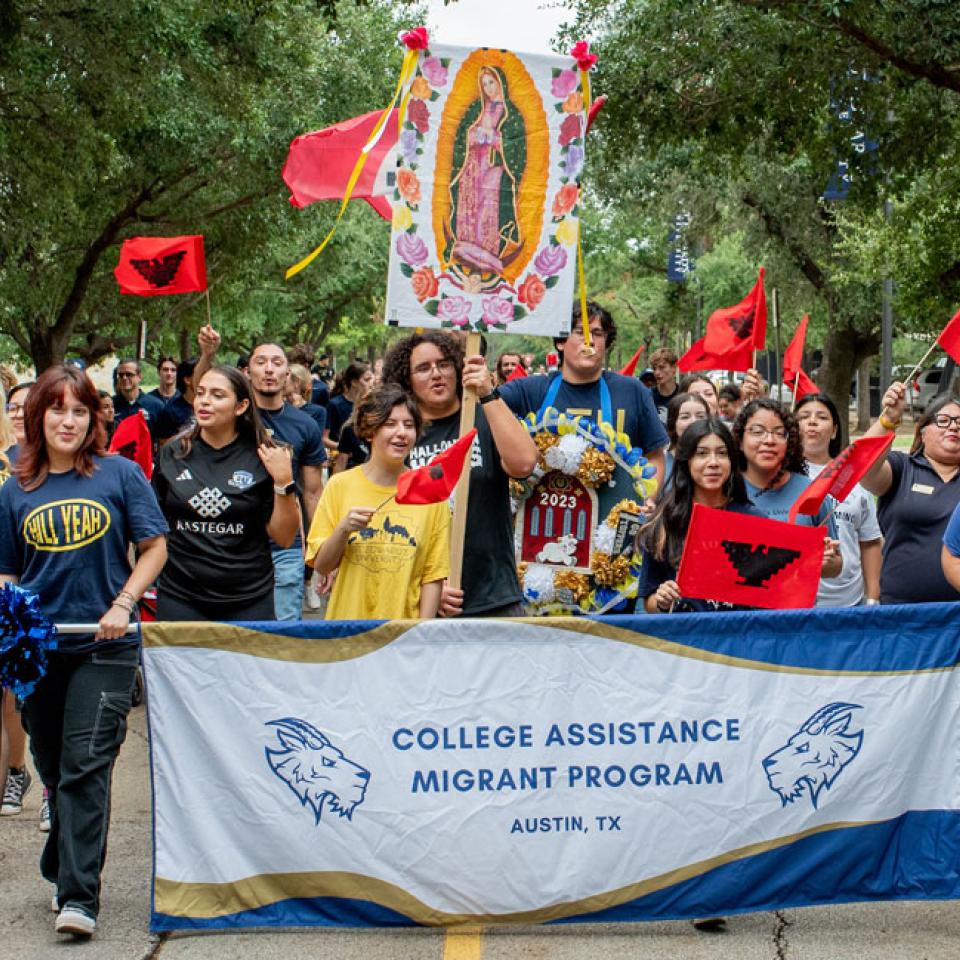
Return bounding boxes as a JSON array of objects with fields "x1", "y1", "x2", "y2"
[
  {"x1": 678, "y1": 335, "x2": 753, "y2": 373},
  {"x1": 115, "y1": 236, "x2": 207, "y2": 296},
  {"x1": 677, "y1": 504, "x2": 824, "y2": 610},
  {"x1": 782, "y1": 314, "x2": 808, "y2": 386},
  {"x1": 619, "y1": 344, "x2": 646, "y2": 377},
  {"x1": 788, "y1": 433, "x2": 894, "y2": 523},
  {"x1": 282, "y1": 109, "x2": 399, "y2": 222},
  {"x1": 506, "y1": 364, "x2": 528, "y2": 381},
  {"x1": 109, "y1": 411, "x2": 153, "y2": 480},
  {"x1": 396, "y1": 429, "x2": 477, "y2": 505},
  {"x1": 586, "y1": 95, "x2": 607, "y2": 134},
  {"x1": 791, "y1": 368, "x2": 819, "y2": 401},
  {"x1": 936, "y1": 308, "x2": 960, "y2": 364},
  {"x1": 702, "y1": 267, "x2": 767, "y2": 355}
]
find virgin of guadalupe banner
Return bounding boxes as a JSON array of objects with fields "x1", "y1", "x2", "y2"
[{"x1": 385, "y1": 44, "x2": 586, "y2": 336}]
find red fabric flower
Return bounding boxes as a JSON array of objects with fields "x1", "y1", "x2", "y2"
[
  {"x1": 518, "y1": 274, "x2": 547, "y2": 311},
  {"x1": 570, "y1": 40, "x2": 598, "y2": 71},
  {"x1": 410, "y1": 267, "x2": 438, "y2": 302},
  {"x1": 552, "y1": 183, "x2": 579, "y2": 218},
  {"x1": 408, "y1": 99, "x2": 430, "y2": 134},
  {"x1": 559, "y1": 113, "x2": 583, "y2": 146},
  {"x1": 401, "y1": 27, "x2": 429, "y2": 50}
]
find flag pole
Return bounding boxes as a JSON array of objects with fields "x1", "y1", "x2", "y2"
[
  {"x1": 447, "y1": 332, "x2": 479, "y2": 591},
  {"x1": 900, "y1": 341, "x2": 940, "y2": 391},
  {"x1": 204, "y1": 289, "x2": 213, "y2": 329}
]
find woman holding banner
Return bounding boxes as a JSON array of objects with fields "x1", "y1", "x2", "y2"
[
  {"x1": 862, "y1": 382, "x2": 960, "y2": 604},
  {"x1": 639, "y1": 420, "x2": 758, "y2": 614},
  {"x1": 0, "y1": 365, "x2": 167, "y2": 938},
  {"x1": 153, "y1": 365, "x2": 299, "y2": 621},
  {"x1": 306, "y1": 384, "x2": 449, "y2": 620}
]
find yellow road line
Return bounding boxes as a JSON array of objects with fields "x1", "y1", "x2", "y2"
[{"x1": 443, "y1": 926, "x2": 482, "y2": 960}]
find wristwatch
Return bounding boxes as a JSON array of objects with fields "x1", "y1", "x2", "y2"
[
  {"x1": 274, "y1": 481, "x2": 296, "y2": 496},
  {"x1": 479, "y1": 387, "x2": 501, "y2": 405}
]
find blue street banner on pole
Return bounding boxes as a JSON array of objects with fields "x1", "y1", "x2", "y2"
[
  {"x1": 666, "y1": 211, "x2": 693, "y2": 282},
  {"x1": 143, "y1": 606, "x2": 960, "y2": 931}
]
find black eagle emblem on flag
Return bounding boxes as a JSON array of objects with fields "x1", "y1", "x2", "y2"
[
  {"x1": 721, "y1": 540, "x2": 801, "y2": 588},
  {"x1": 727, "y1": 308, "x2": 756, "y2": 340},
  {"x1": 131, "y1": 251, "x2": 186, "y2": 288},
  {"x1": 429, "y1": 466, "x2": 444, "y2": 480}
]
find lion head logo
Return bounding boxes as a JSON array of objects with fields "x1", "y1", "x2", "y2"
[
  {"x1": 265, "y1": 718, "x2": 370, "y2": 823},
  {"x1": 762, "y1": 702, "x2": 863, "y2": 810}
]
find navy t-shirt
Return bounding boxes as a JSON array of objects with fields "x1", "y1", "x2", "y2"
[
  {"x1": 0, "y1": 455, "x2": 168, "y2": 651},
  {"x1": 499, "y1": 371, "x2": 669, "y2": 454},
  {"x1": 325, "y1": 395, "x2": 353, "y2": 443},
  {"x1": 113, "y1": 390, "x2": 166, "y2": 440},
  {"x1": 156, "y1": 394, "x2": 195, "y2": 441},
  {"x1": 257, "y1": 402, "x2": 326, "y2": 550},
  {"x1": 148, "y1": 387, "x2": 180, "y2": 405},
  {"x1": 878, "y1": 451, "x2": 960, "y2": 604},
  {"x1": 311, "y1": 380, "x2": 330, "y2": 408},
  {"x1": 300, "y1": 402, "x2": 327, "y2": 436}
]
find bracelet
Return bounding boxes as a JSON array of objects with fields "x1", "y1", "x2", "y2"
[
  {"x1": 879, "y1": 413, "x2": 900, "y2": 431},
  {"x1": 111, "y1": 598, "x2": 135, "y2": 614}
]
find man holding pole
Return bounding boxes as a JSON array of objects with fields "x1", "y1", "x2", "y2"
[{"x1": 382, "y1": 331, "x2": 537, "y2": 618}]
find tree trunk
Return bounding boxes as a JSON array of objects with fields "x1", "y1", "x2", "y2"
[
  {"x1": 29, "y1": 323, "x2": 71, "y2": 372},
  {"x1": 817, "y1": 317, "x2": 879, "y2": 445},
  {"x1": 856, "y1": 356, "x2": 872, "y2": 433}
]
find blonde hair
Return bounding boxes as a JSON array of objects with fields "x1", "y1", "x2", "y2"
[
  {"x1": 287, "y1": 364, "x2": 313, "y2": 402},
  {"x1": 0, "y1": 384, "x2": 15, "y2": 471}
]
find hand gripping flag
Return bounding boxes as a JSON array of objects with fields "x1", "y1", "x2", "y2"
[
  {"x1": 702, "y1": 267, "x2": 767, "y2": 356},
  {"x1": 282, "y1": 109, "x2": 400, "y2": 222},
  {"x1": 678, "y1": 335, "x2": 753, "y2": 374},
  {"x1": 936, "y1": 308, "x2": 960, "y2": 364},
  {"x1": 109, "y1": 411, "x2": 153, "y2": 480},
  {"x1": 787, "y1": 433, "x2": 894, "y2": 523},
  {"x1": 782, "y1": 314, "x2": 819, "y2": 400},
  {"x1": 620, "y1": 344, "x2": 646, "y2": 377},
  {"x1": 396, "y1": 428, "x2": 477, "y2": 505},
  {"x1": 115, "y1": 236, "x2": 207, "y2": 296},
  {"x1": 677, "y1": 503, "x2": 824, "y2": 609}
]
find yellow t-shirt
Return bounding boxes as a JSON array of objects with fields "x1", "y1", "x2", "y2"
[{"x1": 306, "y1": 466, "x2": 450, "y2": 620}]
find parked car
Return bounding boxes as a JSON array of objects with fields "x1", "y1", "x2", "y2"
[{"x1": 909, "y1": 368, "x2": 944, "y2": 413}]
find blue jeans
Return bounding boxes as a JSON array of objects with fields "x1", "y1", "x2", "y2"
[
  {"x1": 21, "y1": 646, "x2": 138, "y2": 919},
  {"x1": 272, "y1": 546, "x2": 305, "y2": 621}
]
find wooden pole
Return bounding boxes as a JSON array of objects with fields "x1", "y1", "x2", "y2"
[
  {"x1": 447, "y1": 331, "x2": 480, "y2": 591},
  {"x1": 204, "y1": 288, "x2": 213, "y2": 328}
]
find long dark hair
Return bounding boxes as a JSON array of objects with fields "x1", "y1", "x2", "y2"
[
  {"x1": 639, "y1": 420, "x2": 750, "y2": 567},
  {"x1": 795, "y1": 393, "x2": 843, "y2": 459},
  {"x1": 173, "y1": 364, "x2": 275, "y2": 459},
  {"x1": 14, "y1": 365, "x2": 107, "y2": 492},
  {"x1": 911, "y1": 394, "x2": 960, "y2": 456},
  {"x1": 331, "y1": 361, "x2": 371, "y2": 399},
  {"x1": 732, "y1": 398, "x2": 805, "y2": 480}
]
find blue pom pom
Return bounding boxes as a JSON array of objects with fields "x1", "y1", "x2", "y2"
[
  {"x1": 642, "y1": 465, "x2": 657, "y2": 479},
  {"x1": 0, "y1": 583, "x2": 58, "y2": 701}
]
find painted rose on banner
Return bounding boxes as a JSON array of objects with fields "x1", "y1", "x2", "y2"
[{"x1": 386, "y1": 44, "x2": 587, "y2": 336}]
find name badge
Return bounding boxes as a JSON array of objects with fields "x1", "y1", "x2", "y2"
[{"x1": 912, "y1": 483, "x2": 935, "y2": 495}]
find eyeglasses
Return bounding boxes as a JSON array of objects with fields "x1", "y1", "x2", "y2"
[
  {"x1": 5, "y1": 403, "x2": 24, "y2": 416},
  {"x1": 412, "y1": 359, "x2": 456, "y2": 379},
  {"x1": 745, "y1": 426, "x2": 788, "y2": 442},
  {"x1": 932, "y1": 414, "x2": 960, "y2": 430},
  {"x1": 116, "y1": 370, "x2": 139, "y2": 379},
  {"x1": 567, "y1": 328, "x2": 606, "y2": 341}
]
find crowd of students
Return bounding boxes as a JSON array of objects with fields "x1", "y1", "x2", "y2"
[{"x1": 2, "y1": 301, "x2": 960, "y2": 938}]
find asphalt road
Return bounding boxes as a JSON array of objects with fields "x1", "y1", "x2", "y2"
[{"x1": 2, "y1": 707, "x2": 959, "y2": 960}]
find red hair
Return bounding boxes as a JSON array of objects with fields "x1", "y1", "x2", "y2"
[{"x1": 14, "y1": 365, "x2": 108, "y2": 491}]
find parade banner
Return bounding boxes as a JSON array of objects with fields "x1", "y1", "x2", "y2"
[
  {"x1": 143, "y1": 606, "x2": 960, "y2": 932},
  {"x1": 384, "y1": 43, "x2": 585, "y2": 336}
]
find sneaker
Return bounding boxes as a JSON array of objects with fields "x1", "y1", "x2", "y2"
[
  {"x1": 1, "y1": 767, "x2": 32, "y2": 816},
  {"x1": 39, "y1": 790, "x2": 51, "y2": 832},
  {"x1": 55, "y1": 906, "x2": 95, "y2": 937},
  {"x1": 50, "y1": 890, "x2": 59, "y2": 913}
]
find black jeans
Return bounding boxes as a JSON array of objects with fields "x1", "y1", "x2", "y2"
[
  {"x1": 21, "y1": 646, "x2": 138, "y2": 919},
  {"x1": 156, "y1": 591, "x2": 275, "y2": 621}
]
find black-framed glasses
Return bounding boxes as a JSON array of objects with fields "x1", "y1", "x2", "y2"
[
  {"x1": 5, "y1": 403, "x2": 24, "y2": 415},
  {"x1": 745, "y1": 426, "x2": 788, "y2": 441},
  {"x1": 116, "y1": 370, "x2": 139, "y2": 378},
  {"x1": 932, "y1": 414, "x2": 960, "y2": 430}
]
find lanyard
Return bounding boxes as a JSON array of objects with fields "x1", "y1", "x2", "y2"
[{"x1": 536, "y1": 373, "x2": 613, "y2": 427}]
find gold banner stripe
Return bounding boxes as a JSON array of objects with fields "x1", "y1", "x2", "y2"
[
  {"x1": 443, "y1": 928, "x2": 483, "y2": 960},
  {"x1": 554, "y1": 618, "x2": 959, "y2": 677},
  {"x1": 141, "y1": 621, "x2": 412, "y2": 664},
  {"x1": 154, "y1": 819, "x2": 880, "y2": 925}
]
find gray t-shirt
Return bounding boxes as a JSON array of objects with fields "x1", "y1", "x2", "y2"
[{"x1": 806, "y1": 462, "x2": 882, "y2": 608}]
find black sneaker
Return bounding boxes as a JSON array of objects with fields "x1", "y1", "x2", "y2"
[{"x1": 1, "y1": 767, "x2": 32, "y2": 816}]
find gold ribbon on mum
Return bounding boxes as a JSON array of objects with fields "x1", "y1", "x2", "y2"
[
  {"x1": 576, "y1": 66, "x2": 593, "y2": 351},
  {"x1": 285, "y1": 47, "x2": 420, "y2": 280}
]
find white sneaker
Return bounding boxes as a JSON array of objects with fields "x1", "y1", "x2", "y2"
[
  {"x1": 55, "y1": 906, "x2": 96, "y2": 937},
  {"x1": 1, "y1": 767, "x2": 32, "y2": 815},
  {"x1": 50, "y1": 890, "x2": 59, "y2": 913},
  {"x1": 39, "y1": 792, "x2": 51, "y2": 833}
]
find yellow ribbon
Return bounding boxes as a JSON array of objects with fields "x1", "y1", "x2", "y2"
[
  {"x1": 286, "y1": 48, "x2": 420, "y2": 280},
  {"x1": 576, "y1": 68, "x2": 594, "y2": 350}
]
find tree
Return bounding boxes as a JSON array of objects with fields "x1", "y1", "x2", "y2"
[{"x1": 0, "y1": 0, "x2": 414, "y2": 370}]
